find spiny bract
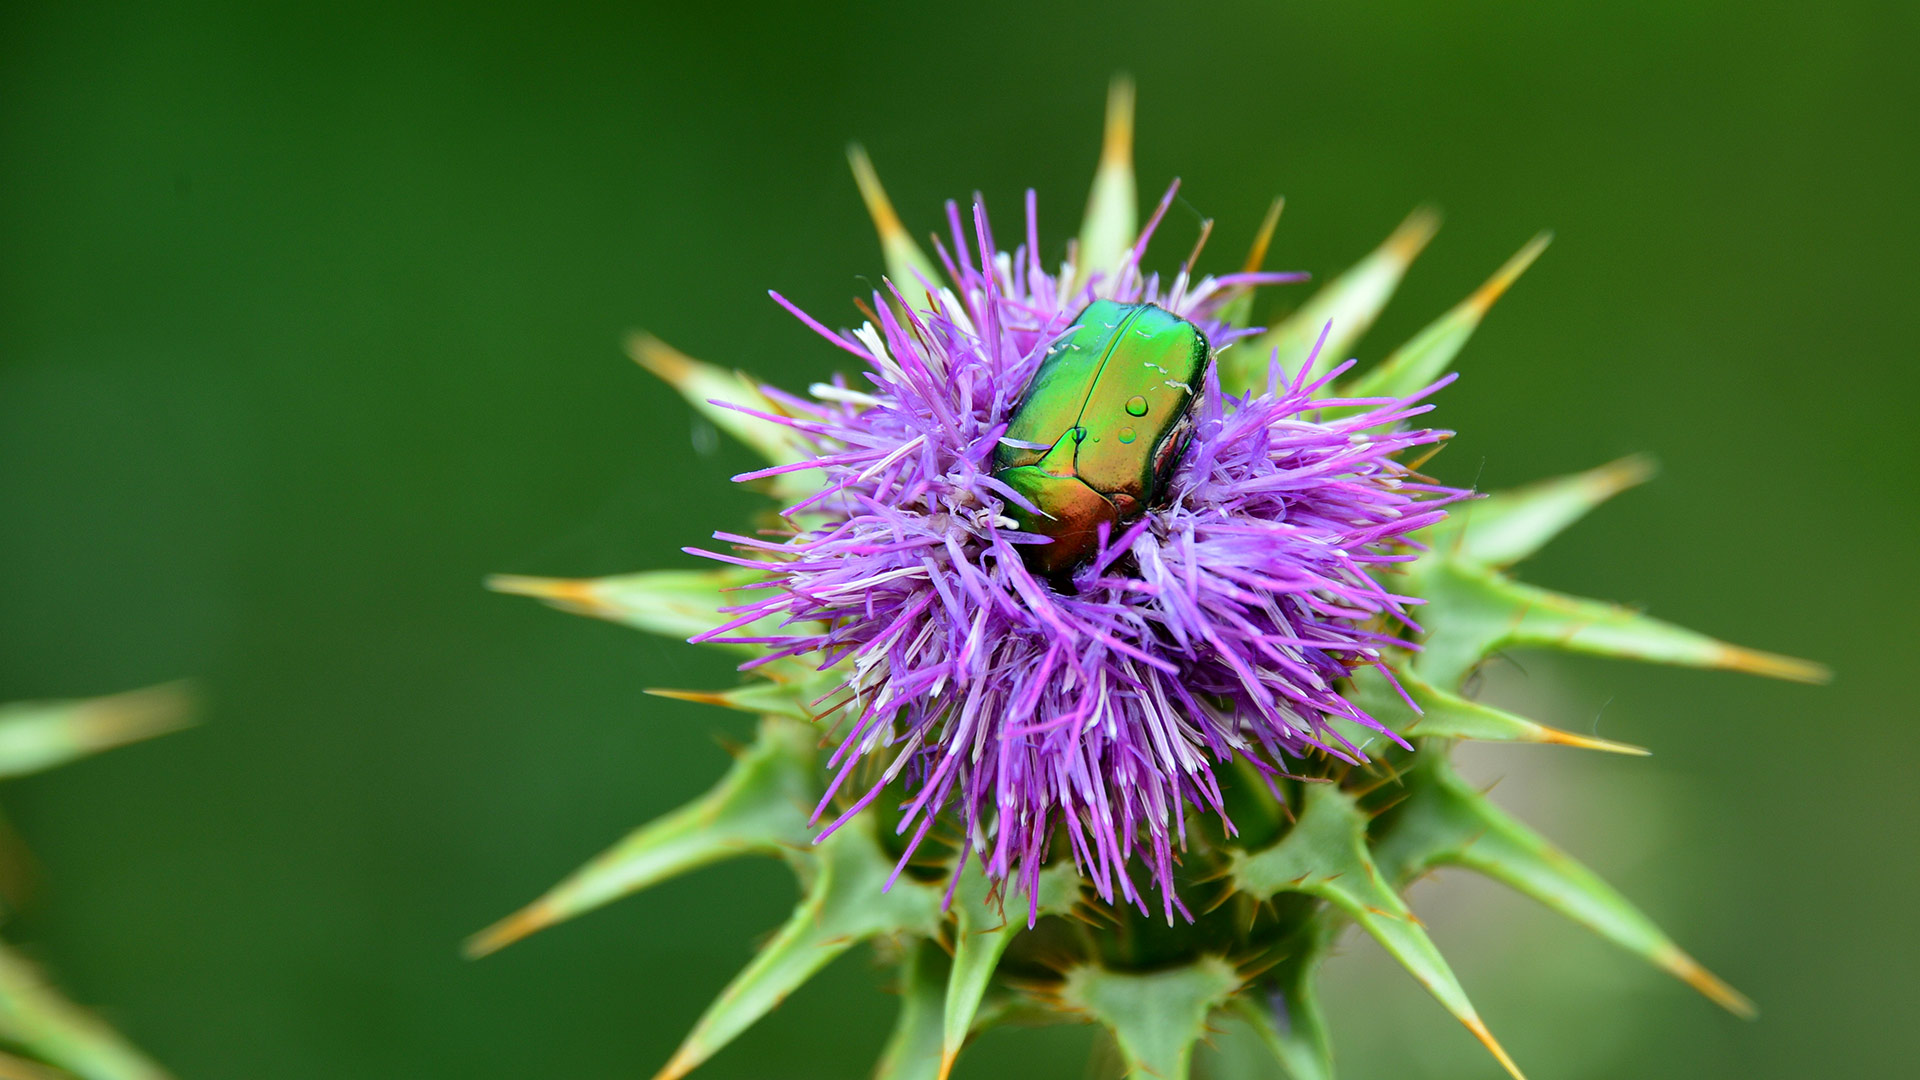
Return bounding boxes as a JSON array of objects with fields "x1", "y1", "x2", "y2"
[
  {"x1": 474, "y1": 81, "x2": 1827, "y2": 1080},
  {"x1": 0, "y1": 684, "x2": 190, "y2": 1080}
]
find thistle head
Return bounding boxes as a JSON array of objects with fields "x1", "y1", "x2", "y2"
[
  {"x1": 688, "y1": 175, "x2": 1469, "y2": 922},
  {"x1": 480, "y1": 78, "x2": 1826, "y2": 1080}
]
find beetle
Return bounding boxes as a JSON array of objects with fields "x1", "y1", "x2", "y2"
[{"x1": 991, "y1": 299, "x2": 1210, "y2": 578}]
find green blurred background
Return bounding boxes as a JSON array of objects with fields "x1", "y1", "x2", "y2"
[{"x1": 1, "y1": 1, "x2": 1913, "y2": 1077}]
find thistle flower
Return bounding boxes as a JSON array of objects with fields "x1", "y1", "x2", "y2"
[
  {"x1": 477, "y1": 81, "x2": 1828, "y2": 1080},
  {"x1": 683, "y1": 187, "x2": 1466, "y2": 923}
]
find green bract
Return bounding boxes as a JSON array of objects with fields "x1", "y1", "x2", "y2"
[{"x1": 0, "y1": 685, "x2": 190, "y2": 1080}]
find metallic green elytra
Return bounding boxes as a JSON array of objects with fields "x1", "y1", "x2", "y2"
[{"x1": 992, "y1": 299, "x2": 1210, "y2": 577}]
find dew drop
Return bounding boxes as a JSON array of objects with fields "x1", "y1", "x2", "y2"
[
  {"x1": 1118, "y1": 426, "x2": 1137, "y2": 444},
  {"x1": 1125, "y1": 395, "x2": 1149, "y2": 416}
]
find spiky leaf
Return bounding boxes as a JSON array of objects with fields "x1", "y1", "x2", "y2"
[
  {"x1": 1374, "y1": 758, "x2": 1754, "y2": 1017},
  {"x1": 1429, "y1": 456, "x2": 1656, "y2": 569},
  {"x1": 486, "y1": 568, "x2": 766, "y2": 650},
  {"x1": 1340, "y1": 232, "x2": 1550, "y2": 408},
  {"x1": 1411, "y1": 559, "x2": 1829, "y2": 690},
  {"x1": 0, "y1": 944, "x2": 169, "y2": 1080},
  {"x1": 874, "y1": 939, "x2": 950, "y2": 1080},
  {"x1": 1074, "y1": 77, "x2": 1137, "y2": 291},
  {"x1": 1344, "y1": 665, "x2": 1647, "y2": 755},
  {"x1": 940, "y1": 862, "x2": 1083, "y2": 1077},
  {"x1": 627, "y1": 333, "x2": 810, "y2": 476},
  {"x1": 1214, "y1": 196, "x2": 1285, "y2": 331},
  {"x1": 466, "y1": 716, "x2": 817, "y2": 957},
  {"x1": 655, "y1": 816, "x2": 944, "y2": 1080},
  {"x1": 1223, "y1": 209, "x2": 1439, "y2": 395},
  {"x1": 1230, "y1": 783, "x2": 1524, "y2": 1079},
  {"x1": 648, "y1": 673, "x2": 838, "y2": 724},
  {"x1": 0, "y1": 686, "x2": 192, "y2": 781},
  {"x1": 848, "y1": 145, "x2": 944, "y2": 300}
]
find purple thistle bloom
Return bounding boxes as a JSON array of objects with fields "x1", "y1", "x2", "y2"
[{"x1": 691, "y1": 183, "x2": 1466, "y2": 922}]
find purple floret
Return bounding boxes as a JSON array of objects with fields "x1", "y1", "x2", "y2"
[{"x1": 691, "y1": 185, "x2": 1465, "y2": 921}]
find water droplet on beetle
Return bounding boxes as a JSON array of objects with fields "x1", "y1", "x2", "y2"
[
  {"x1": 1125, "y1": 395, "x2": 1149, "y2": 416},
  {"x1": 1118, "y1": 426, "x2": 1137, "y2": 444}
]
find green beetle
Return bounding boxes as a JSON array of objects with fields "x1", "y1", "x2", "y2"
[{"x1": 992, "y1": 299, "x2": 1210, "y2": 578}]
